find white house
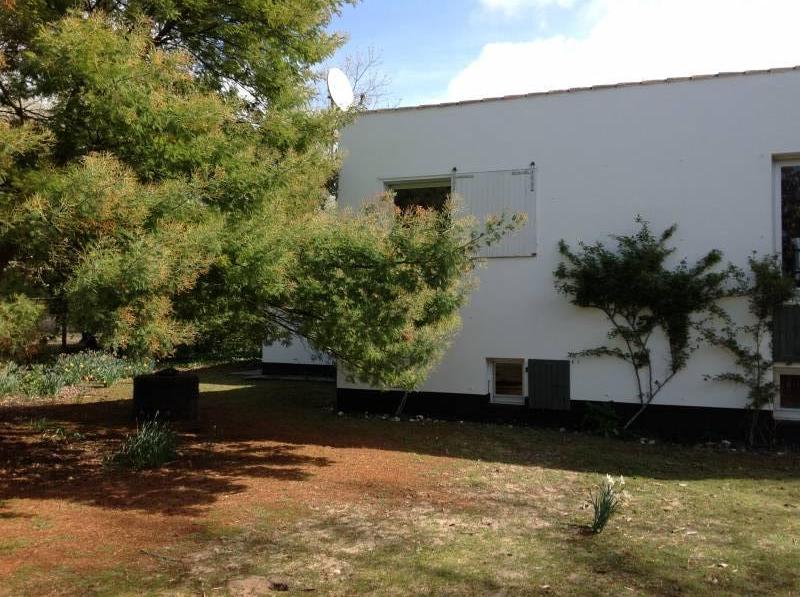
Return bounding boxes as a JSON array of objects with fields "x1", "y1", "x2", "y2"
[
  {"x1": 265, "y1": 66, "x2": 800, "y2": 428},
  {"x1": 261, "y1": 335, "x2": 334, "y2": 377}
]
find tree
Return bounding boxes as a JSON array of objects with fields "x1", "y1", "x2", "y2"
[
  {"x1": 341, "y1": 45, "x2": 392, "y2": 109},
  {"x1": 554, "y1": 218, "x2": 730, "y2": 429},
  {"x1": 704, "y1": 254, "x2": 795, "y2": 445},
  {"x1": 3, "y1": 11, "x2": 246, "y2": 357},
  {"x1": 0, "y1": 2, "x2": 510, "y2": 389}
]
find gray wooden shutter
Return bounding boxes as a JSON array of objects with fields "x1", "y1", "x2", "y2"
[
  {"x1": 452, "y1": 168, "x2": 536, "y2": 257},
  {"x1": 528, "y1": 359, "x2": 570, "y2": 410},
  {"x1": 774, "y1": 305, "x2": 800, "y2": 363}
]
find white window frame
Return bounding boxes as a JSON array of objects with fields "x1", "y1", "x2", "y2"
[
  {"x1": 384, "y1": 177, "x2": 452, "y2": 191},
  {"x1": 488, "y1": 358, "x2": 526, "y2": 406},
  {"x1": 773, "y1": 366, "x2": 800, "y2": 421},
  {"x1": 773, "y1": 159, "x2": 800, "y2": 420},
  {"x1": 381, "y1": 174, "x2": 454, "y2": 192},
  {"x1": 772, "y1": 159, "x2": 800, "y2": 270}
]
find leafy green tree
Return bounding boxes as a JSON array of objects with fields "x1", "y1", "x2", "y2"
[
  {"x1": 0, "y1": 2, "x2": 512, "y2": 389},
  {"x1": 705, "y1": 254, "x2": 795, "y2": 445},
  {"x1": 554, "y1": 218, "x2": 730, "y2": 429}
]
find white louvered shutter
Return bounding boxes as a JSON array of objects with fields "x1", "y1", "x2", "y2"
[{"x1": 452, "y1": 168, "x2": 536, "y2": 258}]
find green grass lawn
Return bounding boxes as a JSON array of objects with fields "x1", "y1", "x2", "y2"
[{"x1": 1, "y1": 367, "x2": 798, "y2": 596}]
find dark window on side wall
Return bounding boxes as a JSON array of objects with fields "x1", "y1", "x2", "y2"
[
  {"x1": 781, "y1": 165, "x2": 800, "y2": 285},
  {"x1": 493, "y1": 359, "x2": 524, "y2": 396},
  {"x1": 388, "y1": 179, "x2": 451, "y2": 213},
  {"x1": 780, "y1": 374, "x2": 800, "y2": 408}
]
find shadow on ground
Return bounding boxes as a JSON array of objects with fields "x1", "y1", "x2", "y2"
[{"x1": 1, "y1": 367, "x2": 798, "y2": 517}]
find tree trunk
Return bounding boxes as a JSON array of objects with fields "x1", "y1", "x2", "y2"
[
  {"x1": 61, "y1": 314, "x2": 67, "y2": 350},
  {"x1": 394, "y1": 391, "x2": 409, "y2": 417},
  {"x1": 622, "y1": 401, "x2": 649, "y2": 431},
  {"x1": 748, "y1": 408, "x2": 759, "y2": 447},
  {"x1": 748, "y1": 408, "x2": 775, "y2": 447}
]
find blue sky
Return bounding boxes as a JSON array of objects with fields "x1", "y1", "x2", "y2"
[
  {"x1": 327, "y1": 0, "x2": 588, "y2": 106},
  {"x1": 327, "y1": 0, "x2": 800, "y2": 107}
]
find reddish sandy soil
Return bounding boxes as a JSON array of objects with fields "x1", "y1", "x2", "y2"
[
  {"x1": 0, "y1": 372, "x2": 458, "y2": 590},
  {"x1": 7, "y1": 369, "x2": 799, "y2": 596}
]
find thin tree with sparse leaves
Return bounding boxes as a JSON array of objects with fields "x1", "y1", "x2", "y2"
[
  {"x1": 704, "y1": 254, "x2": 795, "y2": 445},
  {"x1": 554, "y1": 218, "x2": 730, "y2": 429}
]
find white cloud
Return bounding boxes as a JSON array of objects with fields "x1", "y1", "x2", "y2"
[
  {"x1": 480, "y1": 0, "x2": 578, "y2": 15},
  {"x1": 446, "y1": 0, "x2": 800, "y2": 101}
]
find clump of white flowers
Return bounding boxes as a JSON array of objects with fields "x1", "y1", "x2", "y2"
[{"x1": 589, "y1": 474, "x2": 625, "y2": 534}]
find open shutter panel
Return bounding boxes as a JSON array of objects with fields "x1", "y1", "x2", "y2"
[
  {"x1": 773, "y1": 305, "x2": 800, "y2": 362},
  {"x1": 453, "y1": 168, "x2": 536, "y2": 257},
  {"x1": 528, "y1": 359, "x2": 570, "y2": 410}
]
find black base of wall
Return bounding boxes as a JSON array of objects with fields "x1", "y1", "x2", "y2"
[
  {"x1": 337, "y1": 388, "x2": 491, "y2": 419},
  {"x1": 336, "y1": 388, "x2": 800, "y2": 444},
  {"x1": 261, "y1": 362, "x2": 336, "y2": 378}
]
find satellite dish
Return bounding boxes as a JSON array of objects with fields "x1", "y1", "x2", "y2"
[{"x1": 327, "y1": 67, "x2": 354, "y2": 110}]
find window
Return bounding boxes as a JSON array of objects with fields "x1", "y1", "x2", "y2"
[
  {"x1": 777, "y1": 162, "x2": 800, "y2": 286},
  {"x1": 384, "y1": 166, "x2": 536, "y2": 257},
  {"x1": 489, "y1": 358, "x2": 525, "y2": 405},
  {"x1": 387, "y1": 178, "x2": 451, "y2": 213},
  {"x1": 772, "y1": 367, "x2": 800, "y2": 421},
  {"x1": 779, "y1": 374, "x2": 800, "y2": 409}
]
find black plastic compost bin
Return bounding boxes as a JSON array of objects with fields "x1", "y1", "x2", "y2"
[{"x1": 132, "y1": 368, "x2": 199, "y2": 420}]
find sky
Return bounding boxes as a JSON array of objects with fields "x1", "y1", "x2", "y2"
[{"x1": 326, "y1": 0, "x2": 800, "y2": 107}]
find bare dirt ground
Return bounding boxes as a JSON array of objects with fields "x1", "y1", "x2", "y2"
[{"x1": 1, "y1": 366, "x2": 799, "y2": 595}]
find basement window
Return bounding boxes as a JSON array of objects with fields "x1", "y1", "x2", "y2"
[
  {"x1": 773, "y1": 367, "x2": 800, "y2": 421},
  {"x1": 386, "y1": 178, "x2": 451, "y2": 213},
  {"x1": 489, "y1": 358, "x2": 525, "y2": 406},
  {"x1": 779, "y1": 374, "x2": 800, "y2": 409}
]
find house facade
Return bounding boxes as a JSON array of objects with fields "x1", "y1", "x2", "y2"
[
  {"x1": 261, "y1": 335, "x2": 335, "y2": 377},
  {"x1": 330, "y1": 67, "x2": 800, "y2": 426}
]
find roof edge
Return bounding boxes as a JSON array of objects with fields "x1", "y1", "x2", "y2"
[{"x1": 365, "y1": 65, "x2": 800, "y2": 115}]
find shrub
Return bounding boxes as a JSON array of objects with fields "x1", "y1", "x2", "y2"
[
  {"x1": 581, "y1": 402, "x2": 620, "y2": 436},
  {"x1": 54, "y1": 351, "x2": 153, "y2": 387},
  {"x1": 0, "y1": 363, "x2": 67, "y2": 398},
  {"x1": 589, "y1": 475, "x2": 625, "y2": 534},
  {"x1": 704, "y1": 254, "x2": 796, "y2": 446},
  {"x1": 0, "y1": 351, "x2": 154, "y2": 399},
  {"x1": 20, "y1": 365, "x2": 66, "y2": 397},
  {"x1": 108, "y1": 417, "x2": 177, "y2": 470},
  {"x1": 0, "y1": 295, "x2": 45, "y2": 361},
  {"x1": 0, "y1": 362, "x2": 22, "y2": 396}
]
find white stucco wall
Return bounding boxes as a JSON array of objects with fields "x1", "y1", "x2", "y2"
[
  {"x1": 261, "y1": 335, "x2": 333, "y2": 366},
  {"x1": 336, "y1": 68, "x2": 800, "y2": 409}
]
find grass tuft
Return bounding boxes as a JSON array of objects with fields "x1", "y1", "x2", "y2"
[
  {"x1": 29, "y1": 417, "x2": 51, "y2": 433},
  {"x1": 108, "y1": 416, "x2": 177, "y2": 470}
]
